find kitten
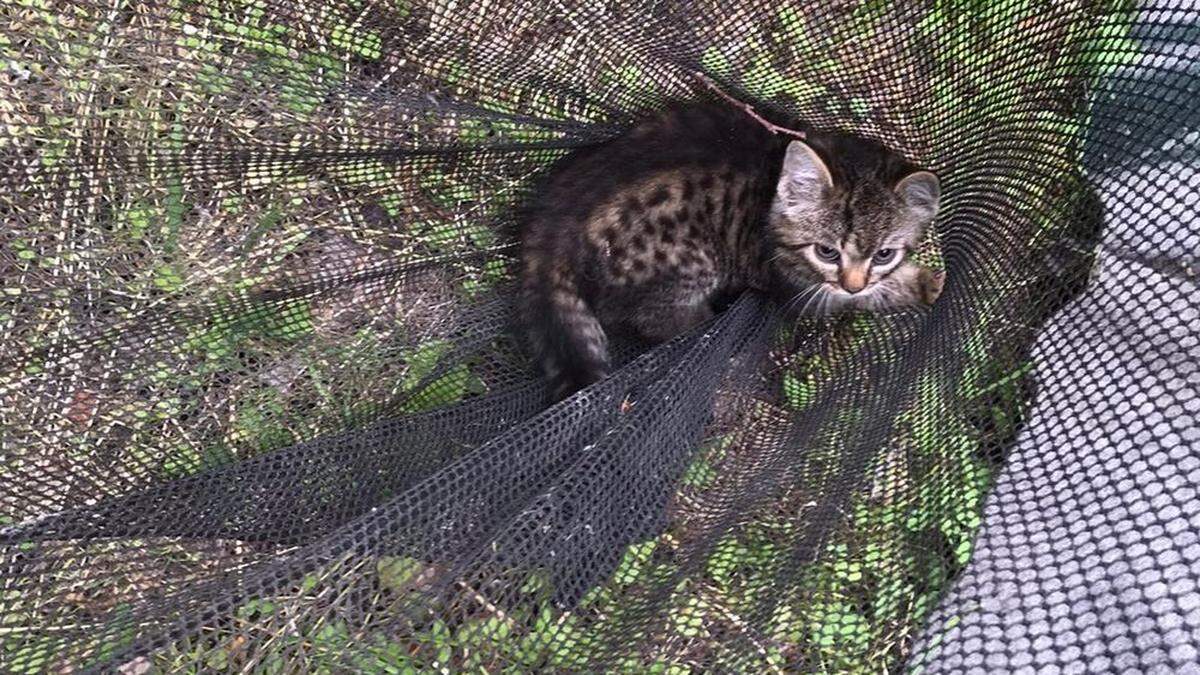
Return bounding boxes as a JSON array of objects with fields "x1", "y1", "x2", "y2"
[{"x1": 519, "y1": 103, "x2": 941, "y2": 401}]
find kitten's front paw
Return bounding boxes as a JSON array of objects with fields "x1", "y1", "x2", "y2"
[{"x1": 919, "y1": 268, "x2": 946, "y2": 305}]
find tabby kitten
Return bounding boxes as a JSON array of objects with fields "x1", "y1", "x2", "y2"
[{"x1": 520, "y1": 103, "x2": 941, "y2": 401}]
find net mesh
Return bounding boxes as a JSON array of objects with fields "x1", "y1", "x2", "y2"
[{"x1": 1, "y1": 0, "x2": 1194, "y2": 671}]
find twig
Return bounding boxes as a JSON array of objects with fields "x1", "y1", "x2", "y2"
[
  {"x1": 456, "y1": 580, "x2": 517, "y2": 630},
  {"x1": 698, "y1": 586, "x2": 787, "y2": 675},
  {"x1": 692, "y1": 72, "x2": 806, "y2": 140}
]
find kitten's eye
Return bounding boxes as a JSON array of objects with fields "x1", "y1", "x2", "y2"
[
  {"x1": 872, "y1": 248, "x2": 898, "y2": 265},
  {"x1": 814, "y1": 244, "x2": 840, "y2": 263}
]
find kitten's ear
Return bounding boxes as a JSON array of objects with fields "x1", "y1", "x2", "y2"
[
  {"x1": 895, "y1": 171, "x2": 941, "y2": 222},
  {"x1": 777, "y1": 141, "x2": 833, "y2": 209}
]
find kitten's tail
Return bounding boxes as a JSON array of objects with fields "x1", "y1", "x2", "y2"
[{"x1": 521, "y1": 261, "x2": 610, "y2": 402}]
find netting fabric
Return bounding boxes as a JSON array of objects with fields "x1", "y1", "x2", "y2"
[{"x1": 1, "y1": 0, "x2": 1195, "y2": 672}]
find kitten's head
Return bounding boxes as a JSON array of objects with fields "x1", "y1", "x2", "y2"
[{"x1": 766, "y1": 138, "x2": 940, "y2": 313}]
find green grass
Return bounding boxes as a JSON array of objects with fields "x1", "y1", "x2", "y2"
[{"x1": 0, "y1": 0, "x2": 1138, "y2": 671}]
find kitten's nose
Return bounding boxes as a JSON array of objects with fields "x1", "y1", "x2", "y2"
[{"x1": 840, "y1": 268, "x2": 868, "y2": 294}]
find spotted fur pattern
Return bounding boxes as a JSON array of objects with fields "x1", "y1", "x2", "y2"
[{"x1": 519, "y1": 103, "x2": 940, "y2": 401}]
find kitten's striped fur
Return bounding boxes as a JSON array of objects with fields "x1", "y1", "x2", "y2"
[{"x1": 520, "y1": 103, "x2": 941, "y2": 401}]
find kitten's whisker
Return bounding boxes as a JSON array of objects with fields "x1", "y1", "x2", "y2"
[
  {"x1": 794, "y1": 287, "x2": 819, "y2": 318},
  {"x1": 786, "y1": 290, "x2": 822, "y2": 332},
  {"x1": 781, "y1": 284, "x2": 820, "y2": 317},
  {"x1": 826, "y1": 291, "x2": 841, "y2": 316},
  {"x1": 799, "y1": 286, "x2": 827, "y2": 318},
  {"x1": 869, "y1": 286, "x2": 888, "y2": 310},
  {"x1": 874, "y1": 282, "x2": 906, "y2": 310},
  {"x1": 764, "y1": 250, "x2": 790, "y2": 266},
  {"x1": 817, "y1": 291, "x2": 832, "y2": 318}
]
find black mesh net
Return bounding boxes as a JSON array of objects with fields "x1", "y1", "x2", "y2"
[{"x1": 1, "y1": 0, "x2": 1195, "y2": 672}]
